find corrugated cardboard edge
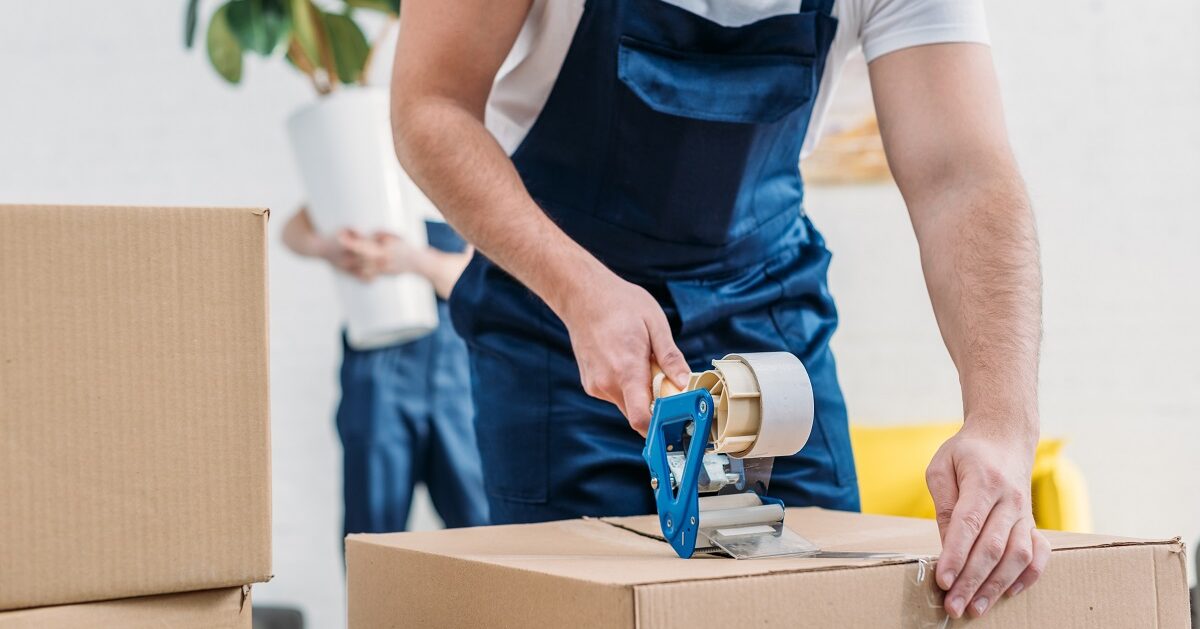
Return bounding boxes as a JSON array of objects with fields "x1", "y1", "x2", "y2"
[
  {"x1": 189, "y1": 205, "x2": 275, "y2": 590},
  {"x1": 0, "y1": 586, "x2": 252, "y2": 629},
  {"x1": 1152, "y1": 539, "x2": 1191, "y2": 628},
  {"x1": 223, "y1": 205, "x2": 274, "y2": 589},
  {"x1": 0, "y1": 203, "x2": 269, "y2": 215},
  {"x1": 254, "y1": 205, "x2": 275, "y2": 588}
]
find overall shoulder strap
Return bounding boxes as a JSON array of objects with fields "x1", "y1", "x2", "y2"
[{"x1": 800, "y1": 0, "x2": 836, "y2": 16}]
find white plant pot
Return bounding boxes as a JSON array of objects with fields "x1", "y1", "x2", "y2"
[{"x1": 287, "y1": 87, "x2": 439, "y2": 350}]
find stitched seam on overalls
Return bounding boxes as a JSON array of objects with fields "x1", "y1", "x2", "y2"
[
  {"x1": 538, "y1": 295, "x2": 553, "y2": 505},
  {"x1": 619, "y1": 35, "x2": 818, "y2": 64}
]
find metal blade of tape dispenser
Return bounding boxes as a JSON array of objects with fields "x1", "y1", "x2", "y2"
[{"x1": 696, "y1": 492, "x2": 820, "y2": 559}]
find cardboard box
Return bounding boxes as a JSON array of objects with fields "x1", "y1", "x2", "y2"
[
  {"x1": 0, "y1": 205, "x2": 272, "y2": 610},
  {"x1": 347, "y1": 508, "x2": 1190, "y2": 628},
  {"x1": 0, "y1": 587, "x2": 252, "y2": 629}
]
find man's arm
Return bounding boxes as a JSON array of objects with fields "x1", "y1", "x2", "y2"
[
  {"x1": 869, "y1": 43, "x2": 1050, "y2": 619},
  {"x1": 391, "y1": 0, "x2": 691, "y2": 429}
]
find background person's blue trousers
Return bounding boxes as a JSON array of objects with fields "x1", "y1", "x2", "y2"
[{"x1": 335, "y1": 223, "x2": 489, "y2": 537}]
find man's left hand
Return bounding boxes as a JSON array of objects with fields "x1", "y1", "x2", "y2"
[{"x1": 926, "y1": 421, "x2": 1051, "y2": 619}]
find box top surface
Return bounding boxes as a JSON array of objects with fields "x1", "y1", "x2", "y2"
[
  {"x1": 0, "y1": 205, "x2": 272, "y2": 609},
  {"x1": 348, "y1": 508, "x2": 1171, "y2": 587}
]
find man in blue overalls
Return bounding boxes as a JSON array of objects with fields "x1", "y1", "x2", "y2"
[{"x1": 391, "y1": 0, "x2": 1047, "y2": 620}]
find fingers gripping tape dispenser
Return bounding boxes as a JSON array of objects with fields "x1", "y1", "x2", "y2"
[{"x1": 643, "y1": 352, "x2": 820, "y2": 559}]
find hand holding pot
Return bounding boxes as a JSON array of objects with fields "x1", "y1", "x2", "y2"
[{"x1": 317, "y1": 228, "x2": 386, "y2": 282}]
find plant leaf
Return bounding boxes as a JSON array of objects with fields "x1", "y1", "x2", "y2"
[
  {"x1": 226, "y1": 0, "x2": 273, "y2": 55},
  {"x1": 344, "y1": 0, "x2": 399, "y2": 15},
  {"x1": 184, "y1": 0, "x2": 201, "y2": 48},
  {"x1": 262, "y1": 0, "x2": 291, "y2": 54},
  {"x1": 322, "y1": 11, "x2": 370, "y2": 84},
  {"x1": 206, "y1": 3, "x2": 244, "y2": 83},
  {"x1": 288, "y1": 0, "x2": 321, "y2": 70}
]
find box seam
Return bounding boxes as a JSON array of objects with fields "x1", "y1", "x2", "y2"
[
  {"x1": 598, "y1": 517, "x2": 1183, "y2": 555},
  {"x1": 1151, "y1": 540, "x2": 1187, "y2": 629},
  {"x1": 595, "y1": 518, "x2": 1186, "y2": 585},
  {"x1": 632, "y1": 584, "x2": 640, "y2": 629},
  {"x1": 2, "y1": 574, "x2": 268, "y2": 613},
  {"x1": 1153, "y1": 548, "x2": 1163, "y2": 628}
]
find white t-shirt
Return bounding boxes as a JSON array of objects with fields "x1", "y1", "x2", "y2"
[{"x1": 484, "y1": 0, "x2": 990, "y2": 159}]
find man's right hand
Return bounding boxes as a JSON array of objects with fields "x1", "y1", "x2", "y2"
[{"x1": 557, "y1": 272, "x2": 691, "y2": 435}]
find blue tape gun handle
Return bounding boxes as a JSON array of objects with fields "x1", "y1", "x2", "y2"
[{"x1": 642, "y1": 388, "x2": 715, "y2": 559}]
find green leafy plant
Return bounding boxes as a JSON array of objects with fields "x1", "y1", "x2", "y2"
[{"x1": 184, "y1": 0, "x2": 400, "y2": 95}]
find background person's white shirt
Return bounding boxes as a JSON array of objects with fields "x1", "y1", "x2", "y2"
[{"x1": 484, "y1": 0, "x2": 990, "y2": 159}]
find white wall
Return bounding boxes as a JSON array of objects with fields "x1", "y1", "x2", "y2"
[
  {"x1": 811, "y1": 0, "x2": 1200, "y2": 553},
  {"x1": 0, "y1": 2, "x2": 1195, "y2": 627}
]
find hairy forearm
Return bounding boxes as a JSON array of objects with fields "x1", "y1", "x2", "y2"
[
  {"x1": 392, "y1": 98, "x2": 608, "y2": 317},
  {"x1": 913, "y1": 168, "x2": 1042, "y2": 439}
]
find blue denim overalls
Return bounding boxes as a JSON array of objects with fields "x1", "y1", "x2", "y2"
[{"x1": 451, "y1": 0, "x2": 859, "y2": 523}]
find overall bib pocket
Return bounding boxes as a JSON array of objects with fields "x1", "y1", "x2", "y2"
[
  {"x1": 604, "y1": 27, "x2": 817, "y2": 246},
  {"x1": 617, "y1": 36, "x2": 815, "y2": 124}
]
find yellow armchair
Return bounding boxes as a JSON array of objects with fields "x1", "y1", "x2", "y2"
[{"x1": 849, "y1": 423, "x2": 1093, "y2": 532}]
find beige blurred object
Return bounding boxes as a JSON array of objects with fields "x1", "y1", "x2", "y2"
[
  {"x1": 802, "y1": 49, "x2": 892, "y2": 185},
  {"x1": 802, "y1": 115, "x2": 892, "y2": 185}
]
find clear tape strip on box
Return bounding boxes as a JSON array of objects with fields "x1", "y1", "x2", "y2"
[
  {"x1": 906, "y1": 558, "x2": 952, "y2": 629},
  {"x1": 720, "y1": 547, "x2": 953, "y2": 626},
  {"x1": 629, "y1": 514, "x2": 952, "y2": 625}
]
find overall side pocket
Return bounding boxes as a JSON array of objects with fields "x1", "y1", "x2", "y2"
[{"x1": 451, "y1": 256, "x2": 550, "y2": 504}]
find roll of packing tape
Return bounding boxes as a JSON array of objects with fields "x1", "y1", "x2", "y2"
[
  {"x1": 651, "y1": 352, "x2": 815, "y2": 458},
  {"x1": 726, "y1": 352, "x2": 814, "y2": 458}
]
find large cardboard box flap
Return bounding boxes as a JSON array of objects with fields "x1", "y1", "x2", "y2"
[
  {"x1": 347, "y1": 508, "x2": 1190, "y2": 628},
  {"x1": 0, "y1": 587, "x2": 252, "y2": 629},
  {"x1": 0, "y1": 205, "x2": 272, "y2": 609}
]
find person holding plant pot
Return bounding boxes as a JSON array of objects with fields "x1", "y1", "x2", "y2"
[{"x1": 283, "y1": 208, "x2": 489, "y2": 536}]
